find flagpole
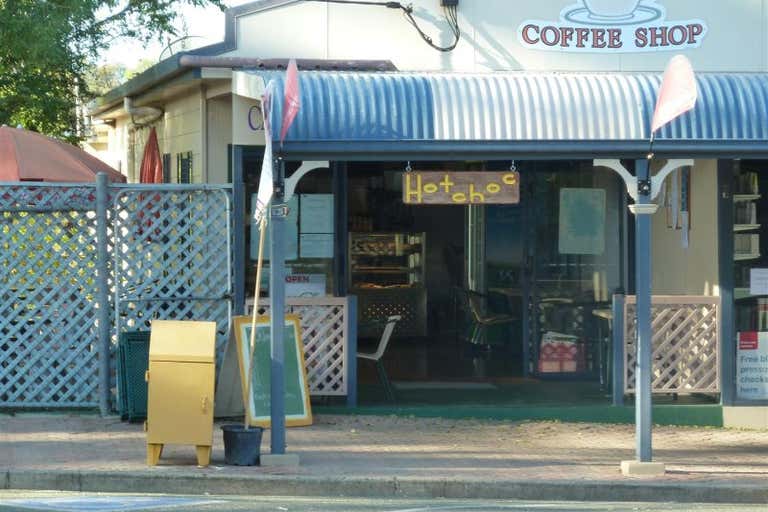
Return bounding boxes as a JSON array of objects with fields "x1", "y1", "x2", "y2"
[{"x1": 647, "y1": 132, "x2": 656, "y2": 161}]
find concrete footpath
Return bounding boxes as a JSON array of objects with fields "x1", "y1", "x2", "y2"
[{"x1": 1, "y1": 413, "x2": 767, "y2": 504}]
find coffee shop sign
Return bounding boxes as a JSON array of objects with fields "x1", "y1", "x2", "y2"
[{"x1": 519, "y1": 0, "x2": 708, "y2": 53}]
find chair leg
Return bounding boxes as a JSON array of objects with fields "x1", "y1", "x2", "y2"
[
  {"x1": 470, "y1": 323, "x2": 482, "y2": 345},
  {"x1": 375, "y1": 360, "x2": 396, "y2": 403}
]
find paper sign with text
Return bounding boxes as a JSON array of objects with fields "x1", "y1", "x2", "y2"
[{"x1": 737, "y1": 331, "x2": 768, "y2": 400}]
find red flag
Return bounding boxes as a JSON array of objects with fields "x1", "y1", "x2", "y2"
[
  {"x1": 279, "y1": 59, "x2": 301, "y2": 146},
  {"x1": 651, "y1": 55, "x2": 698, "y2": 134},
  {"x1": 139, "y1": 127, "x2": 163, "y2": 184}
]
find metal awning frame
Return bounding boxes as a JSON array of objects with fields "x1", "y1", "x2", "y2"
[{"x1": 275, "y1": 139, "x2": 768, "y2": 161}]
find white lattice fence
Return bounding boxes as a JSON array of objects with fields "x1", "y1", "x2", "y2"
[
  {"x1": 250, "y1": 297, "x2": 350, "y2": 396},
  {"x1": 624, "y1": 296, "x2": 720, "y2": 394}
]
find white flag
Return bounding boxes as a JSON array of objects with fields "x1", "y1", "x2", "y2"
[
  {"x1": 254, "y1": 81, "x2": 276, "y2": 223},
  {"x1": 651, "y1": 55, "x2": 698, "y2": 134}
]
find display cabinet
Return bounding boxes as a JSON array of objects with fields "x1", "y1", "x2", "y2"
[{"x1": 349, "y1": 232, "x2": 427, "y2": 337}]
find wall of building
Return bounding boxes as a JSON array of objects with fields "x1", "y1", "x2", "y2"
[
  {"x1": 207, "y1": 95, "x2": 233, "y2": 184},
  {"x1": 161, "y1": 92, "x2": 204, "y2": 182},
  {"x1": 226, "y1": 0, "x2": 767, "y2": 72},
  {"x1": 651, "y1": 159, "x2": 719, "y2": 296}
]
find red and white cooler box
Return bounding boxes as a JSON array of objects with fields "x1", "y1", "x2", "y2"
[{"x1": 538, "y1": 331, "x2": 586, "y2": 374}]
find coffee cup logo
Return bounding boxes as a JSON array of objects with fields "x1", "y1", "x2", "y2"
[
  {"x1": 583, "y1": 0, "x2": 641, "y2": 20},
  {"x1": 518, "y1": 0, "x2": 707, "y2": 53}
]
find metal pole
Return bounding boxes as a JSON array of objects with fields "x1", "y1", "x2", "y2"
[
  {"x1": 95, "y1": 173, "x2": 111, "y2": 417},
  {"x1": 634, "y1": 159, "x2": 653, "y2": 462},
  {"x1": 612, "y1": 293, "x2": 625, "y2": 407},
  {"x1": 346, "y1": 295, "x2": 358, "y2": 408},
  {"x1": 269, "y1": 159, "x2": 286, "y2": 455},
  {"x1": 232, "y1": 145, "x2": 246, "y2": 316}
]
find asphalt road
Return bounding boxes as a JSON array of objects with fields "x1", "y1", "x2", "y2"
[{"x1": 0, "y1": 492, "x2": 766, "y2": 512}]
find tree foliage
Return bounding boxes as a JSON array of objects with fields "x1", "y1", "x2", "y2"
[{"x1": 0, "y1": 0, "x2": 223, "y2": 141}]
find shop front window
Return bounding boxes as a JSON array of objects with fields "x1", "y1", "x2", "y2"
[
  {"x1": 486, "y1": 161, "x2": 623, "y2": 380},
  {"x1": 244, "y1": 157, "x2": 334, "y2": 300},
  {"x1": 732, "y1": 160, "x2": 768, "y2": 401}
]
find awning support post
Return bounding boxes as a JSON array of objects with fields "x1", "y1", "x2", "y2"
[
  {"x1": 269, "y1": 159, "x2": 287, "y2": 456},
  {"x1": 594, "y1": 157, "x2": 691, "y2": 472},
  {"x1": 283, "y1": 161, "x2": 329, "y2": 201},
  {"x1": 632, "y1": 158, "x2": 654, "y2": 463}
]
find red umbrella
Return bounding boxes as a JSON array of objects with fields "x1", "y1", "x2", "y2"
[
  {"x1": 0, "y1": 126, "x2": 125, "y2": 183},
  {"x1": 139, "y1": 127, "x2": 163, "y2": 184}
]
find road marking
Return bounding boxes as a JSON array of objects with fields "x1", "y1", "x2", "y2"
[{"x1": 1, "y1": 496, "x2": 221, "y2": 511}]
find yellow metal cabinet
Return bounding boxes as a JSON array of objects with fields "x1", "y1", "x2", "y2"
[{"x1": 145, "y1": 320, "x2": 216, "y2": 467}]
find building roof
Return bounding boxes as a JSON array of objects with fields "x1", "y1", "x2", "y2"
[
  {"x1": 240, "y1": 70, "x2": 768, "y2": 160},
  {"x1": 89, "y1": 0, "x2": 388, "y2": 117}
]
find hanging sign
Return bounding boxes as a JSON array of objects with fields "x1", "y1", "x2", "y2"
[
  {"x1": 518, "y1": 0, "x2": 707, "y2": 53},
  {"x1": 403, "y1": 171, "x2": 520, "y2": 205}
]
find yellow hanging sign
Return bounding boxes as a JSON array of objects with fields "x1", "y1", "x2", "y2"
[{"x1": 403, "y1": 171, "x2": 520, "y2": 205}]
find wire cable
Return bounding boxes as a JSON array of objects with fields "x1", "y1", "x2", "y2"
[{"x1": 307, "y1": 0, "x2": 460, "y2": 52}]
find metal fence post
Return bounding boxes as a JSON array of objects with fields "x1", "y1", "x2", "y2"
[
  {"x1": 346, "y1": 295, "x2": 358, "y2": 408},
  {"x1": 95, "y1": 173, "x2": 111, "y2": 416},
  {"x1": 233, "y1": 146, "x2": 245, "y2": 316},
  {"x1": 612, "y1": 293, "x2": 625, "y2": 407}
]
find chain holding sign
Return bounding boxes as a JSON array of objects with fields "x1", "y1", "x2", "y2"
[{"x1": 402, "y1": 171, "x2": 520, "y2": 205}]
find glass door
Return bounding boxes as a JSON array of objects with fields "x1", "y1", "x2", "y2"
[{"x1": 524, "y1": 161, "x2": 623, "y2": 381}]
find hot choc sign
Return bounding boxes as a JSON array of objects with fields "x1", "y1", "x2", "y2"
[{"x1": 519, "y1": 0, "x2": 707, "y2": 53}]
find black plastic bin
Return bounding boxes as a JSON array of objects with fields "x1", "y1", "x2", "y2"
[{"x1": 117, "y1": 330, "x2": 150, "y2": 422}]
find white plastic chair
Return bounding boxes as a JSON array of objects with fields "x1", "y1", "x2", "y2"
[{"x1": 357, "y1": 315, "x2": 401, "y2": 403}]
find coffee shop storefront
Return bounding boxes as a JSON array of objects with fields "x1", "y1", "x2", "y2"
[{"x1": 232, "y1": 69, "x2": 768, "y2": 411}]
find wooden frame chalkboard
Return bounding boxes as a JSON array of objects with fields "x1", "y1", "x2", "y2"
[{"x1": 232, "y1": 315, "x2": 313, "y2": 427}]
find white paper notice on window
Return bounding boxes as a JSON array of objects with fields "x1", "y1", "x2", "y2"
[
  {"x1": 300, "y1": 233, "x2": 334, "y2": 258},
  {"x1": 749, "y1": 268, "x2": 768, "y2": 296}
]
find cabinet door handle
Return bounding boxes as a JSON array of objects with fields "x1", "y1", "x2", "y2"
[{"x1": 201, "y1": 396, "x2": 209, "y2": 414}]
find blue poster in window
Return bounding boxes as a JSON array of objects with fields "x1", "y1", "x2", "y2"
[{"x1": 558, "y1": 188, "x2": 605, "y2": 255}]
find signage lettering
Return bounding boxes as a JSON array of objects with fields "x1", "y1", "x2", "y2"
[
  {"x1": 518, "y1": 1, "x2": 708, "y2": 53},
  {"x1": 737, "y1": 332, "x2": 768, "y2": 400},
  {"x1": 403, "y1": 171, "x2": 520, "y2": 205}
]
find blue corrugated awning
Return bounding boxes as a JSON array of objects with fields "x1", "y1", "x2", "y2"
[{"x1": 241, "y1": 70, "x2": 768, "y2": 160}]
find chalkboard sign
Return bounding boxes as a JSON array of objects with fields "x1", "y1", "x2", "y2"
[{"x1": 232, "y1": 315, "x2": 313, "y2": 427}]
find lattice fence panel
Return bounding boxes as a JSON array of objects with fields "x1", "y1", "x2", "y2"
[
  {"x1": 253, "y1": 298, "x2": 349, "y2": 396},
  {"x1": 624, "y1": 296, "x2": 720, "y2": 394},
  {"x1": 112, "y1": 187, "x2": 232, "y2": 363},
  {"x1": 0, "y1": 185, "x2": 101, "y2": 407}
]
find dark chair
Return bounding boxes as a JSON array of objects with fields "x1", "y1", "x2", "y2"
[{"x1": 461, "y1": 289, "x2": 515, "y2": 349}]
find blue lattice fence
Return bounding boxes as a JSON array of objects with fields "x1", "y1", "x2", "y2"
[
  {"x1": 112, "y1": 186, "x2": 232, "y2": 364},
  {"x1": 0, "y1": 184, "x2": 101, "y2": 407},
  {"x1": 0, "y1": 181, "x2": 232, "y2": 411}
]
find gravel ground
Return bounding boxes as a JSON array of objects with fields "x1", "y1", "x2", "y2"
[{"x1": 2, "y1": 413, "x2": 766, "y2": 485}]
